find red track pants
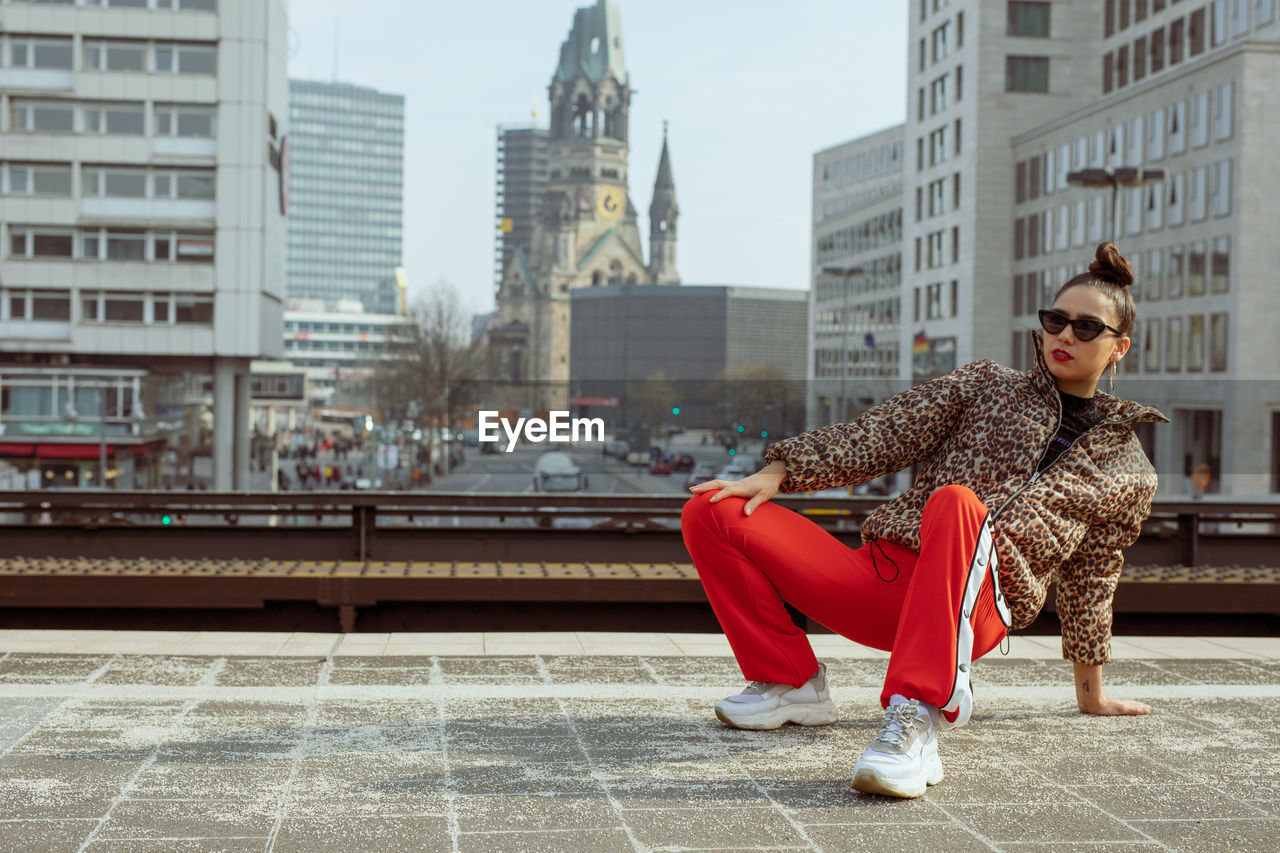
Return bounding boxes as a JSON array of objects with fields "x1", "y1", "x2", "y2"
[{"x1": 681, "y1": 484, "x2": 1008, "y2": 711}]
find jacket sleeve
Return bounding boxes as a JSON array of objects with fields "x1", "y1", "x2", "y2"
[
  {"x1": 1056, "y1": 477, "x2": 1155, "y2": 665},
  {"x1": 762, "y1": 359, "x2": 996, "y2": 494}
]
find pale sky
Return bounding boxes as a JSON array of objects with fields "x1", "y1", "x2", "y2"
[{"x1": 286, "y1": 0, "x2": 908, "y2": 318}]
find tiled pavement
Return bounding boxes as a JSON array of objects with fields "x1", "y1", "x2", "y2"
[{"x1": 0, "y1": 630, "x2": 1278, "y2": 852}]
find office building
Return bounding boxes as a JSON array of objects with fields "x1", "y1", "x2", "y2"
[
  {"x1": 0, "y1": 0, "x2": 288, "y2": 489},
  {"x1": 286, "y1": 79, "x2": 404, "y2": 311}
]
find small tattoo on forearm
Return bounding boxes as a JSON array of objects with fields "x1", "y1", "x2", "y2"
[{"x1": 1082, "y1": 679, "x2": 1090, "y2": 694}]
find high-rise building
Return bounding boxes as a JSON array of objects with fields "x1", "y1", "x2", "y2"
[
  {"x1": 0, "y1": 0, "x2": 288, "y2": 490},
  {"x1": 286, "y1": 79, "x2": 404, "y2": 311},
  {"x1": 494, "y1": 125, "x2": 548, "y2": 296},
  {"x1": 812, "y1": 1, "x2": 1280, "y2": 496},
  {"x1": 810, "y1": 128, "x2": 905, "y2": 428}
]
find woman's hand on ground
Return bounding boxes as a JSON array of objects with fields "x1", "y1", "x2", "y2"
[
  {"x1": 688, "y1": 460, "x2": 787, "y2": 516},
  {"x1": 1078, "y1": 696, "x2": 1151, "y2": 716}
]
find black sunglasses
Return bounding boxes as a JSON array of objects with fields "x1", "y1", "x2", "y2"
[{"x1": 1038, "y1": 309, "x2": 1121, "y2": 342}]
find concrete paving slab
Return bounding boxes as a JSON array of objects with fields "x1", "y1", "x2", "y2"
[{"x1": 0, "y1": 636, "x2": 1277, "y2": 851}]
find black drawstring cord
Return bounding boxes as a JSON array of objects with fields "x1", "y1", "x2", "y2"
[
  {"x1": 869, "y1": 539, "x2": 900, "y2": 583},
  {"x1": 1000, "y1": 634, "x2": 1011, "y2": 656}
]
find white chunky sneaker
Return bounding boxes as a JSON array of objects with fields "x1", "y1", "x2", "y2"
[
  {"x1": 714, "y1": 663, "x2": 838, "y2": 731},
  {"x1": 850, "y1": 694, "x2": 944, "y2": 798}
]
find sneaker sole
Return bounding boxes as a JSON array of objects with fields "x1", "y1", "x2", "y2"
[
  {"x1": 850, "y1": 755, "x2": 944, "y2": 799},
  {"x1": 714, "y1": 699, "x2": 839, "y2": 731}
]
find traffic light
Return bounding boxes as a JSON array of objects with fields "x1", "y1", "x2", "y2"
[
  {"x1": 736, "y1": 425, "x2": 744, "y2": 433},
  {"x1": 728, "y1": 448, "x2": 736, "y2": 456},
  {"x1": 671, "y1": 406, "x2": 680, "y2": 415},
  {"x1": 760, "y1": 430, "x2": 768, "y2": 438},
  {"x1": 161, "y1": 515, "x2": 172, "y2": 526}
]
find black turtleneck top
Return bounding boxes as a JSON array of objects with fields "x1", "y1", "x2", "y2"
[{"x1": 1035, "y1": 389, "x2": 1104, "y2": 473}]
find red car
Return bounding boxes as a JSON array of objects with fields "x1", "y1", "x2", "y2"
[{"x1": 648, "y1": 458, "x2": 672, "y2": 475}]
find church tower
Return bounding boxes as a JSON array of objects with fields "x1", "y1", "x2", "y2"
[
  {"x1": 648, "y1": 124, "x2": 679, "y2": 284},
  {"x1": 492, "y1": 1, "x2": 678, "y2": 409}
]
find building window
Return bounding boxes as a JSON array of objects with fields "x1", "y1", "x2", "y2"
[
  {"x1": 1259, "y1": 0, "x2": 1276, "y2": 27},
  {"x1": 1016, "y1": 161, "x2": 1026, "y2": 204},
  {"x1": 1015, "y1": 218, "x2": 1026, "y2": 259},
  {"x1": 1187, "y1": 315, "x2": 1205, "y2": 371},
  {"x1": 9, "y1": 227, "x2": 74, "y2": 259},
  {"x1": 1103, "y1": 52, "x2": 1114, "y2": 93},
  {"x1": 1212, "y1": 159, "x2": 1232, "y2": 217},
  {"x1": 1008, "y1": 1, "x2": 1052, "y2": 36},
  {"x1": 1146, "y1": 183, "x2": 1165, "y2": 231},
  {"x1": 1151, "y1": 26, "x2": 1165, "y2": 72},
  {"x1": 926, "y1": 282, "x2": 945, "y2": 319},
  {"x1": 1190, "y1": 91, "x2": 1209, "y2": 147},
  {"x1": 957, "y1": 11, "x2": 964, "y2": 46},
  {"x1": 1116, "y1": 44, "x2": 1129, "y2": 87},
  {"x1": 1120, "y1": 0, "x2": 1131, "y2": 29},
  {"x1": 9, "y1": 99, "x2": 75, "y2": 133},
  {"x1": 928, "y1": 179, "x2": 945, "y2": 216},
  {"x1": 1027, "y1": 213, "x2": 1040, "y2": 258},
  {"x1": 1105, "y1": 0, "x2": 1116, "y2": 37},
  {"x1": 931, "y1": 23, "x2": 951, "y2": 63},
  {"x1": 1169, "y1": 100, "x2": 1187, "y2": 154},
  {"x1": 1168, "y1": 244, "x2": 1185, "y2": 297},
  {"x1": 1164, "y1": 317, "x2": 1182, "y2": 371},
  {"x1": 1209, "y1": 313, "x2": 1228, "y2": 371},
  {"x1": 100, "y1": 292, "x2": 144, "y2": 322},
  {"x1": 951, "y1": 226, "x2": 960, "y2": 263},
  {"x1": 930, "y1": 75, "x2": 950, "y2": 114},
  {"x1": 1190, "y1": 8, "x2": 1206, "y2": 54},
  {"x1": 1188, "y1": 240, "x2": 1207, "y2": 295},
  {"x1": 954, "y1": 118, "x2": 962, "y2": 155},
  {"x1": 1211, "y1": 236, "x2": 1230, "y2": 292},
  {"x1": 82, "y1": 40, "x2": 147, "y2": 72},
  {"x1": 1006, "y1": 56, "x2": 1050, "y2": 92},
  {"x1": 1136, "y1": 0, "x2": 1149, "y2": 21},
  {"x1": 953, "y1": 172, "x2": 961, "y2": 209},
  {"x1": 1213, "y1": 0, "x2": 1231, "y2": 43},
  {"x1": 929, "y1": 125, "x2": 949, "y2": 165},
  {"x1": 1170, "y1": 18, "x2": 1185, "y2": 63},
  {"x1": 1145, "y1": 248, "x2": 1163, "y2": 300},
  {"x1": 3, "y1": 36, "x2": 74, "y2": 70},
  {"x1": 154, "y1": 43, "x2": 217, "y2": 75},
  {"x1": 927, "y1": 231, "x2": 945, "y2": 268},
  {"x1": 83, "y1": 102, "x2": 146, "y2": 135},
  {"x1": 1189, "y1": 165, "x2": 1207, "y2": 222},
  {"x1": 3, "y1": 163, "x2": 73, "y2": 197},
  {"x1": 918, "y1": 88, "x2": 925, "y2": 122},
  {"x1": 1134, "y1": 36, "x2": 1147, "y2": 80},
  {"x1": 1072, "y1": 199, "x2": 1086, "y2": 246},
  {"x1": 1213, "y1": 82, "x2": 1234, "y2": 141},
  {"x1": 82, "y1": 167, "x2": 147, "y2": 198},
  {"x1": 955, "y1": 65, "x2": 963, "y2": 101},
  {"x1": 155, "y1": 104, "x2": 216, "y2": 138},
  {"x1": 1142, "y1": 320, "x2": 1160, "y2": 372},
  {"x1": 1148, "y1": 107, "x2": 1166, "y2": 160},
  {"x1": 174, "y1": 295, "x2": 214, "y2": 324}
]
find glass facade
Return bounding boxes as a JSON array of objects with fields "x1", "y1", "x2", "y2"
[{"x1": 286, "y1": 80, "x2": 404, "y2": 310}]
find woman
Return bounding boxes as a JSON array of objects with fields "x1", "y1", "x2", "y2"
[{"x1": 681, "y1": 242, "x2": 1167, "y2": 799}]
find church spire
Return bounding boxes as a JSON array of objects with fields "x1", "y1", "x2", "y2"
[{"x1": 648, "y1": 121, "x2": 679, "y2": 284}]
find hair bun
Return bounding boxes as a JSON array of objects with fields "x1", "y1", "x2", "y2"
[{"x1": 1088, "y1": 241, "x2": 1135, "y2": 289}]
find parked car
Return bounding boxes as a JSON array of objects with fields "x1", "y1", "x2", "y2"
[
  {"x1": 715, "y1": 464, "x2": 749, "y2": 481},
  {"x1": 670, "y1": 454, "x2": 696, "y2": 472},
  {"x1": 648, "y1": 458, "x2": 672, "y2": 475},
  {"x1": 604, "y1": 440, "x2": 630, "y2": 460},
  {"x1": 685, "y1": 461, "x2": 719, "y2": 488}
]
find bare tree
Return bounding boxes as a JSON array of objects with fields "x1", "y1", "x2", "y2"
[{"x1": 376, "y1": 280, "x2": 487, "y2": 434}]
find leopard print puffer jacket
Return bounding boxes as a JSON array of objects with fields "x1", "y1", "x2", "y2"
[{"x1": 763, "y1": 341, "x2": 1168, "y2": 665}]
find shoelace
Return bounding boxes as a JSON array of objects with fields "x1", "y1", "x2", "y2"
[{"x1": 875, "y1": 701, "x2": 922, "y2": 748}]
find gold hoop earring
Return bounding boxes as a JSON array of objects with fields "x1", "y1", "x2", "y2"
[{"x1": 1108, "y1": 360, "x2": 1117, "y2": 392}]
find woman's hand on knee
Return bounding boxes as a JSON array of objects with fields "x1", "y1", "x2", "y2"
[{"x1": 688, "y1": 461, "x2": 787, "y2": 515}]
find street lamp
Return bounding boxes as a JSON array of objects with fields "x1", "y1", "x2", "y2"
[
  {"x1": 1065, "y1": 167, "x2": 1165, "y2": 242},
  {"x1": 821, "y1": 265, "x2": 864, "y2": 424}
]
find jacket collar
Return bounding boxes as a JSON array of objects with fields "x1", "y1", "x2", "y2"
[{"x1": 1027, "y1": 331, "x2": 1169, "y2": 425}]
